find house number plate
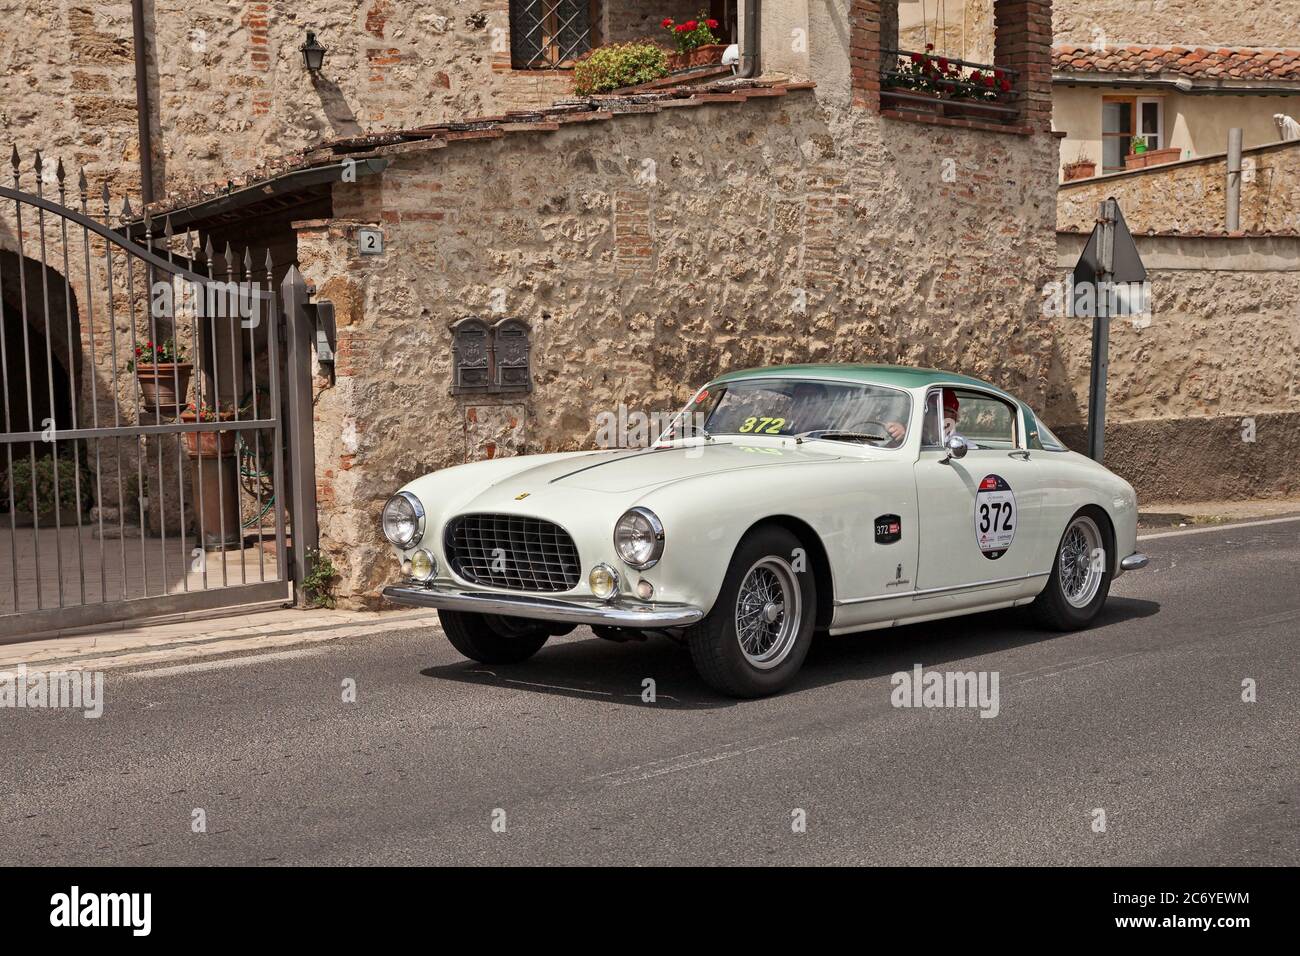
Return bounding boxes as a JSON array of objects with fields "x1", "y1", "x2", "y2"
[{"x1": 358, "y1": 228, "x2": 384, "y2": 255}]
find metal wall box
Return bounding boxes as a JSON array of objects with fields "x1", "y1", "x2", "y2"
[
  {"x1": 451, "y1": 317, "x2": 493, "y2": 394},
  {"x1": 492, "y1": 317, "x2": 532, "y2": 393}
]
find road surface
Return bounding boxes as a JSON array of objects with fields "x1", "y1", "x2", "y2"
[{"x1": 3, "y1": 518, "x2": 1297, "y2": 865}]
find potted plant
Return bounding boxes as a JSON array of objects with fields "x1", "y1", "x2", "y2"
[
  {"x1": 573, "y1": 42, "x2": 669, "y2": 94},
  {"x1": 0, "y1": 456, "x2": 91, "y2": 527},
  {"x1": 881, "y1": 46, "x2": 944, "y2": 114},
  {"x1": 180, "y1": 403, "x2": 238, "y2": 459},
  {"x1": 1063, "y1": 158, "x2": 1097, "y2": 180},
  {"x1": 660, "y1": 14, "x2": 726, "y2": 71},
  {"x1": 129, "y1": 337, "x2": 191, "y2": 414},
  {"x1": 944, "y1": 66, "x2": 1013, "y2": 120}
]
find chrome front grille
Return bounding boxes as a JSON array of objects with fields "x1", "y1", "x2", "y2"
[{"x1": 445, "y1": 514, "x2": 581, "y2": 592}]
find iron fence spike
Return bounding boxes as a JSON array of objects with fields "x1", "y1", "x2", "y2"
[
  {"x1": 56, "y1": 158, "x2": 65, "y2": 182},
  {"x1": 78, "y1": 168, "x2": 88, "y2": 194}
]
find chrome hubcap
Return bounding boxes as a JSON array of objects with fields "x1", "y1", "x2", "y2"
[
  {"x1": 735, "y1": 556, "x2": 801, "y2": 669},
  {"x1": 1059, "y1": 516, "x2": 1104, "y2": 608}
]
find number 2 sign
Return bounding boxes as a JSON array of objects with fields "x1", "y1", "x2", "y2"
[{"x1": 974, "y1": 474, "x2": 1017, "y2": 560}]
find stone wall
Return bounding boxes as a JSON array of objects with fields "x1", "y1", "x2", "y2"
[
  {"x1": 0, "y1": 1, "x2": 694, "y2": 202},
  {"x1": 1057, "y1": 139, "x2": 1300, "y2": 234},
  {"x1": 1051, "y1": 232, "x2": 1300, "y2": 500},
  {"x1": 294, "y1": 89, "x2": 1061, "y2": 602},
  {"x1": 1052, "y1": 0, "x2": 1300, "y2": 47}
]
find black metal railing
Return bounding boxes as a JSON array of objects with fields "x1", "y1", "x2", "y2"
[{"x1": 880, "y1": 48, "x2": 1022, "y2": 123}]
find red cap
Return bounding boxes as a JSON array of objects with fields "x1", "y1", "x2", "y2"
[{"x1": 943, "y1": 389, "x2": 960, "y2": 416}]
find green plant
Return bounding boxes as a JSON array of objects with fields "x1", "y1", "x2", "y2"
[
  {"x1": 303, "y1": 547, "x2": 338, "y2": 609},
  {"x1": 661, "y1": 13, "x2": 720, "y2": 54},
  {"x1": 0, "y1": 456, "x2": 91, "y2": 516},
  {"x1": 573, "y1": 42, "x2": 669, "y2": 95},
  {"x1": 1132, "y1": 136, "x2": 1149, "y2": 154},
  {"x1": 126, "y1": 337, "x2": 187, "y2": 371}
]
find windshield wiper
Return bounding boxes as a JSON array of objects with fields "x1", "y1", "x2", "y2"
[{"x1": 793, "y1": 430, "x2": 889, "y2": 445}]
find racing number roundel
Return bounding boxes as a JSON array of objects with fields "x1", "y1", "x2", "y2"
[{"x1": 974, "y1": 474, "x2": 1017, "y2": 560}]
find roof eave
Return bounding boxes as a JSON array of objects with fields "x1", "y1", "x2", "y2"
[{"x1": 1052, "y1": 71, "x2": 1300, "y2": 95}]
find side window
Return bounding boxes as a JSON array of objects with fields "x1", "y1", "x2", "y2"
[
  {"x1": 952, "y1": 390, "x2": 1018, "y2": 449},
  {"x1": 1035, "y1": 415, "x2": 1069, "y2": 452}
]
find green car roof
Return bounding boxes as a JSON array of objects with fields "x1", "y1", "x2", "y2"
[{"x1": 711, "y1": 363, "x2": 1011, "y2": 396}]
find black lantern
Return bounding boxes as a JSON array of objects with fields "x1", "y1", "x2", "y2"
[{"x1": 300, "y1": 31, "x2": 327, "y2": 74}]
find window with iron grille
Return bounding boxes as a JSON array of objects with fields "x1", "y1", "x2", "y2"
[{"x1": 510, "y1": 0, "x2": 595, "y2": 69}]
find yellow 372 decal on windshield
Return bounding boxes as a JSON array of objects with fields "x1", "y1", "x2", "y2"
[{"x1": 737, "y1": 417, "x2": 787, "y2": 434}]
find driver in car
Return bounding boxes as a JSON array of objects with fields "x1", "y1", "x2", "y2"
[{"x1": 917, "y1": 388, "x2": 961, "y2": 446}]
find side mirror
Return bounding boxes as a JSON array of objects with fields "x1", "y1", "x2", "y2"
[{"x1": 942, "y1": 435, "x2": 969, "y2": 463}]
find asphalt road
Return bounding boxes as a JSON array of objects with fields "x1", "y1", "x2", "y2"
[{"x1": 3, "y1": 519, "x2": 1297, "y2": 866}]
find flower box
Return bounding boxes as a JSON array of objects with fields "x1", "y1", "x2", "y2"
[
  {"x1": 1063, "y1": 160, "x2": 1097, "y2": 181},
  {"x1": 1124, "y1": 147, "x2": 1181, "y2": 169},
  {"x1": 666, "y1": 43, "x2": 727, "y2": 72},
  {"x1": 880, "y1": 89, "x2": 943, "y2": 115}
]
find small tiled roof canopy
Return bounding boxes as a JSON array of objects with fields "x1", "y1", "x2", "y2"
[{"x1": 1053, "y1": 45, "x2": 1300, "y2": 81}]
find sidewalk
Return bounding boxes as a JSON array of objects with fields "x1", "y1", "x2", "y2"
[
  {"x1": 4, "y1": 497, "x2": 1297, "y2": 676},
  {"x1": 0, "y1": 605, "x2": 442, "y2": 675}
]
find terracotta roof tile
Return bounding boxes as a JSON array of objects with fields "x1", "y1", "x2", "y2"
[{"x1": 1053, "y1": 45, "x2": 1300, "y2": 82}]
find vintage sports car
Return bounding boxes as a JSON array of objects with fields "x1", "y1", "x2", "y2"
[{"x1": 382, "y1": 365, "x2": 1148, "y2": 697}]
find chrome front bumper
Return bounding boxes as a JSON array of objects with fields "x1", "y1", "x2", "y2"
[
  {"x1": 1120, "y1": 552, "x2": 1149, "y2": 571},
  {"x1": 382, "y1": 584, "x2": 705, "y2": 628}
]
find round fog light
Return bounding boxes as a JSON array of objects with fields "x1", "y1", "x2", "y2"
[
  {"x1": 589, "y1": 563, "x2": 619, "y2": 601},
  {"x1": 636, "y1": 579, "x2": 654, "y2": 601},
  {"x1": 410, "y1": 549, "x2": 436, "y2": 582}
]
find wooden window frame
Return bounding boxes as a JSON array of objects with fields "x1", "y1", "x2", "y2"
[{"x1": 1102, "y1": 95, "x2": 1165, "y2": 172}]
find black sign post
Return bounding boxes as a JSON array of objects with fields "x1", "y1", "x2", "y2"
[{"x1": 1071, "y1": 198, "x2": 1147, "y2": 463}]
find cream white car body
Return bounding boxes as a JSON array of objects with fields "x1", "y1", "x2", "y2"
[{"x1": 382, "y1": 366, "x2": 1144, "y2": 635}]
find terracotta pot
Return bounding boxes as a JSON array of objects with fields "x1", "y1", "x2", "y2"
[
  {"x1": 881, "y1": 88, "x2": 943, "y2": 114},
  {"x1": 1143, "y1": 146, "x2": 1181, "y2": 167},
  {"x1": 1124, "y1": 152, "x2": 1149, "y2": 169},
  {"x1": 1063, "y1": 160, "x2": 1097, "y2": 181},
  {"x1": 666, "y1": 43, "x2": 727, "y2": 71},
  {"x1": 136, "y1": 362, "x2": 193, "y2": 414},
  {"x1": 180, "y1": 412, "x2": 238, "y2": 459}
]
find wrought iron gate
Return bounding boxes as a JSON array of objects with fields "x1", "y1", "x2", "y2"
[{"x1": 0, "y1": 149, "x2": 309, "y2": 639}]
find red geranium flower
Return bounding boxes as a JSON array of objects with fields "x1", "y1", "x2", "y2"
[
  {"x1": 661, "y1": 17, "x2": 674, "y2": 28},
  {"x1": 685, "y1": 19, "x2": 697, "y2": 30},
  {"x1": 675, "y1": 23, "x2": 687, "y2": 32},
  {"x1": 994, "y1": 68, "x2": 1005, "y2": 80},
  {"x1": 969, "y1": 70, "x2": 982, "y2": 83},
  {"x1": 706, "y1": 18, "x2": 718, "y2": 28},
  {"x1": 984, "y1": 75, "x2": 995, "y2": 86},
  {"x1": 910, "y1": 52, "x2": 923, "y2": 63},
  {"x1": 938, "y1": 57, "x2": 948, "y2": 70},
  {"x1": 999, "y1": 79, "x2": 1012, "y2": 92},
  {"x1": 925, "y1": 43, "x2": 934, "y2": 51}
]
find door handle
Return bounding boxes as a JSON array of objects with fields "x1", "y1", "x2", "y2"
[{"x1": 1008, "y1": 450, "x2": 1031, "y2": 460}]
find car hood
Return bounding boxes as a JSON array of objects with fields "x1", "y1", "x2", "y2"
[{"x1": 480, "y1": 441, "x2": 843, "y2": 496}]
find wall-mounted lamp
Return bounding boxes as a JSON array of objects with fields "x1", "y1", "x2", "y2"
[{"x1": 300, "y1": 30, "x2": 327, "y2": 74}]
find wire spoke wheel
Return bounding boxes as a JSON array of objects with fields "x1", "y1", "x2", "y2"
[
  {"x1": 734, "y1": 556, "x2": 802, "y2": 669},
  {"x1": 1058, "y1": 515, "x2": 1104, "y2": 608}
]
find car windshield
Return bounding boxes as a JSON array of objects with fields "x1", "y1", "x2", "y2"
[{"x1": 668, "y1": 378, "x2": 912, "y2": 447}]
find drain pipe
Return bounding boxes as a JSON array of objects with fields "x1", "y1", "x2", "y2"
[
  {"x1": 736, "y1": 0, "x2": 761, "y2": 78},
  {"x1": 1226, "y1": 127, "x2": 1243, "y2": 232},
  {"x1": 131, "y1": 0, "x2": 155, "y2": 205}
]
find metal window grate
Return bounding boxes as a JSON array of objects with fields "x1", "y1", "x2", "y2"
[
  {"x1": 510, "y1": 0, "x2": 592, "y2": 69},
  {"x1": 446, "y1": 513, "x2": 581, "y2": 592}
]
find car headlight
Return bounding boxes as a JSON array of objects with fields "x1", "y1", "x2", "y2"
[
  {"x1": 409, "y1": 549, "x2": 436, "y2": 583},
  {"x1": 614, "y1": 507, "x2": 664, "y2": 570},
  {"x1": 382, "y1": 491, "x2": 424, "y2": 548}
]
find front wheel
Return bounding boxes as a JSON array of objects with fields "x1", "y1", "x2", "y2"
[
  {"x1": 686, "y1": 526, "x2": 816, "y2": 698},
  {"x1": 439, "y1": 610, "x2": 549, "y2": 663},
  {"x1": 1031, "y1": 511, "x2": 1112, "y2": 630}
]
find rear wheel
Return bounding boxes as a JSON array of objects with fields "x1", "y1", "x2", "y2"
[
  {"x1": 439, "y1": 610, "x2": 549, "y2": 663},
  {"x1": 686, "y1": 527, "x2": 816, "y2": 698},
  {"x1": 1031, "y1": 511, "x2": 1111, "y2": 630}
]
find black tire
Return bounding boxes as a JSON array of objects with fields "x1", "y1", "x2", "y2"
[
  {"x1": 686, "y1": 526, "x2": 817, "y2": 698},
  {"x1": 1031, "y1": 509, "x2": 1112, "y2": 630},
  {"x1": 439, "y1": 610, "x2": 549, "y2": 664}
]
